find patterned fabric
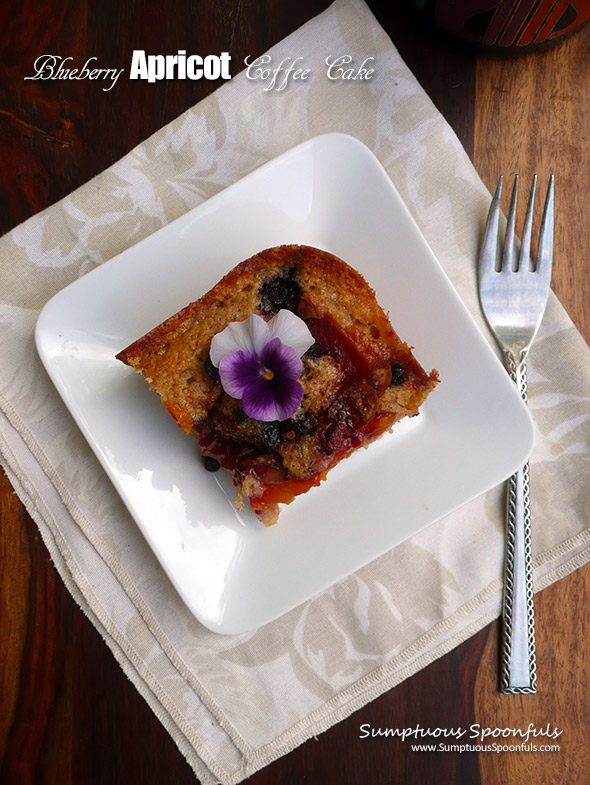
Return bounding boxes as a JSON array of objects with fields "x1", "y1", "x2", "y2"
[{"x1": 1, "y1": 1, "x2": 589, "y2": 782}]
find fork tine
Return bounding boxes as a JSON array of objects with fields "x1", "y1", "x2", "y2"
[
  {"x1": 502, "y1": 175, "x2": 519, "y2": 272},
  {"x1": 480, "y1": 176, "x2": 503, "y2": 274},
  {"x1": 536, "y1": 175, "x2": 554, "y2": 283},
  {"x1": 519, "y1": 175, "x2": 537, "y2": 272}
]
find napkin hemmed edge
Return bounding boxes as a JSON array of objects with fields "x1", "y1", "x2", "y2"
[
  {"x1": 245, "y1": 522, "x2": 590, "y2": 764},
  {"x1": 243, "y1": 540, "x2": 590, "y2": 775},
  {"x1": 0, "y1": 382, "x2": 256, "y2": 761},
  {"x1": 0, "y1": 444, "x2": 221, "y2": 785},
  {"x1": 0, "y1": 410, "x2": 251, "y2": 784}
]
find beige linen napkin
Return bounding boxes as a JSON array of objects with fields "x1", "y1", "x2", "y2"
[{"x1": 1, "y1": 1, "x2": 589, "y2": 782}]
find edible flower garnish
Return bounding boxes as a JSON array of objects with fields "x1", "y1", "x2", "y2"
[{"x1": 210, "y1": 310, "x2": 314, "y2": 421}]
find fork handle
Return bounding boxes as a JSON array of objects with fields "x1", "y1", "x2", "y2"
[{"x1": 501, "y1": 351, "x2": 537, "y2": 694}]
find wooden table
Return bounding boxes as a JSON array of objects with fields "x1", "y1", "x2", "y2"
[{"x1": 1, "y1": 3, "x2": 589, "y2": 783}]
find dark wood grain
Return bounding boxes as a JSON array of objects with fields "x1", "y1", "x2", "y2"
[
  {"x1": 471, "y1": 35, "x2": 590, "y2": 785},
  {"x1": 0, "y1": 475, "x2": 72, "y2": 784},
  {"x1": 474, "y1": 571, "x2": 590, "y2": 784},
  {"x1": 1, "y1": 2, "x2": 588, "y2": 784}
]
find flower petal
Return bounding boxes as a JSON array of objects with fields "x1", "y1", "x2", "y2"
[
  {"x1": 242, "y1": 379, "x2": 281, "y2": 422},
  {"x1": 218, "y1": 350, "x2": 261, "y2": 399},
  {"x1": 246, "y1": 313, "x2": 273, "y2": 357},
  {"x1": 262, "y1": 337, "x2": 303, "y2": 382},
  {"x1": 272, "y1": 376, "x2": 304, "y2": 421},
  {"x1": 252, "y1": 338, "x2": 304, "y2": 421},
  {"x1": 241, "y1": 374, "x2": 303, "y2": 422},
  {"x1": 210, "y1": 314, "x2": 270, "y2": 367},
  {"x1": 267, "y1": 309, "x2": 314, "y2": 357}
]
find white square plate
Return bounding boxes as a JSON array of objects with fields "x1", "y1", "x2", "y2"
[{"x1": 36, "y1": 134, "x2": 534, "y2": 635}]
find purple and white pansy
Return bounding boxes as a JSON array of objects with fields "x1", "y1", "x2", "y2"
[{"x1": 209, "y1": 310, "x2": 315, "y2": 422}]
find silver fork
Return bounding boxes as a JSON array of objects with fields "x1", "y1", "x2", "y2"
[{"x1": 479, "y1": 174, "x2": 554, "y2": 694}]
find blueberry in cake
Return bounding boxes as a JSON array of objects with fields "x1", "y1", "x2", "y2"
[{"x1": 116, "y1": 245, "x2": 439, "y2": 525}]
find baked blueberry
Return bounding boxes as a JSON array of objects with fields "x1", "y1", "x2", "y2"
[
  {"x1": 259, "y1": 274, "x2": 301, "y2": 313},
  {"x1": 389, "y1": 362, "x2": 406, "y2": 386},
  {"x1": 257, "y1": 422, "x2": 281, "y2": 451},
  {"x1": 202, "y1": 455, "x2": 220, "y2": 472},
  {"x1": 303, "y1": 342, "x2": 323, "y2": 359},
  {"x1": 204, "y1": 355, "x2": 221, "y2": 382}
]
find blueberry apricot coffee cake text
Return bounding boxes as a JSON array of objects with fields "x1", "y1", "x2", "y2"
[{"x1": 116, "y1": 245, "x2": 439, "y2": 526}]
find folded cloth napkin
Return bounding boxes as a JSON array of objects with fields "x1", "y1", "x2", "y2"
[{"x1": 1, "y1": 0, "x2": 589, "y2": 782}]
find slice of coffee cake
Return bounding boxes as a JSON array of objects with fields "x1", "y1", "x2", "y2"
[{"x1": 117, "y1": 245, "x2": 438, "y2": 525}]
